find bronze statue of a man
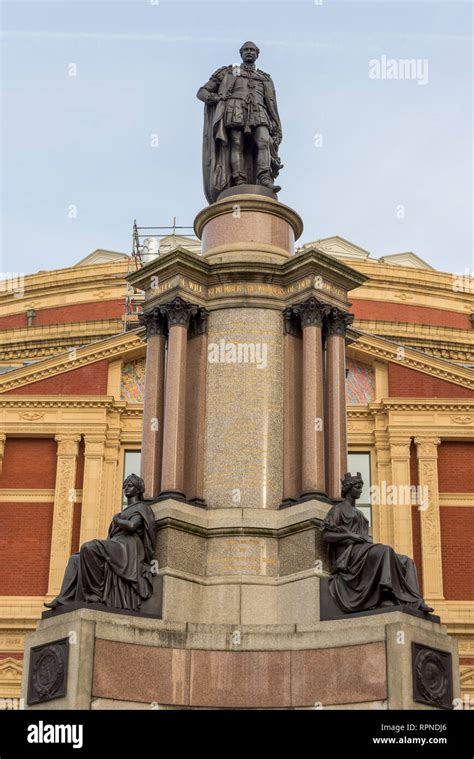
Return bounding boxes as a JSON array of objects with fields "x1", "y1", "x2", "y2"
[{"x1": 197, "y1": 41, "x2": 283, "y2": 203}]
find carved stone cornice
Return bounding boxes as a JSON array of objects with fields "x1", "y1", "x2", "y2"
[
  {"x1": 326, "y1": 306, "x2": 354, "y2": 337},
  {"x1": 138, "y1": 307, "x2": 168, "y2": 338},
  {"x1": 189, "y1": 307, "x2": 209, "y2": 338},
  {"x1": 350, "y1": 333, "x2": 474, "y2": 390},
  {"x1": 161, "y1": 296, "x2": 198, "y2": 327},
  {"x1": 294, "y1": 297, "x2": 328, "y2": 328}
]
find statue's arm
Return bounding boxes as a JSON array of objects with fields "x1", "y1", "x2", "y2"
[
  {"x1": 113, "y1": 513, "x2": 142, "y2": 534},
  {"x1": 197, "y1": 67, "x2": 227, "y2": 104},
  {"x1": 263, "y1": 76, "x2": 282, "y2": 141},
  {"x1": 323, "y1": 529, "x2": 365, "y2": 544}
]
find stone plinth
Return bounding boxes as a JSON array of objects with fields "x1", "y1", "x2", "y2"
[
  {"x1": 194, "y1": 193, "x2": 303, "y2": 264},
  {"x1": 22, "y1": 606, "x2": 459, "y2": 710}
]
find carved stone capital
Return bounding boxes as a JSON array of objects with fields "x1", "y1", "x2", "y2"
[
  {"x1": 54, "y1": 434, "x2": 81, "y2": 457},
  {"x1": 189, "y1": 307, "x2": 209, "y2": 338},
  {"x1": 326, "y1": 306, "x2": 354, "y2": 337},
  {"x1": 414, "y1": 436, "x2": 441, "y2": 459},
  {"x1": 282, "y1": 306, "x2": 301, "y2": 336},
  {"x1": 294, "y1": 297, "x2": 328, "y2": 328},
  {"x1": 389, "y1": 435, "x2": 412, "y2": 458},
  {"x1": 139, "y1": 307, "x2": 167, "y2": 338},
  {"x1": 161, "y1": 296, "x2": 197, "y2": 328}
]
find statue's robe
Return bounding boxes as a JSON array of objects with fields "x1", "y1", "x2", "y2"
[
  {"x1": 50, "y1": 501, "x2": 156, "y2": 611},
  {"x1": 321, "y1": 502, "x2": 426, "y2": 613},
  {"x1": 199, "y1": 65, "x2": 282, "y2": 204}
]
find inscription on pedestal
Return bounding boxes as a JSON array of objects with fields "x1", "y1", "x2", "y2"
[{"x1": 207, "y1": 537, "x2": 278, "y2": 576}]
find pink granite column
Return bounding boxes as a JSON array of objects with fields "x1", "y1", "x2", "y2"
[
  {"x1": 139, "y1": 307, "x2": 167, "y2": 500},
  {"x1": 159, "y1": 297, "x2": 196, "y2": 500},
  {"x1": 326, "y1": 307, "x2": 354, "y2": 500},
  {"x1": 281, "y1": 307, "x2": 302, "y2": 506},
  {"x1": 184, "y1": 308, "x2": 208, "y2": 507},
  {"x1": 298, "y1": 298, "x2": 328, "y2": 501}
]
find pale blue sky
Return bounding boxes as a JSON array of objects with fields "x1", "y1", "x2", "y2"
[{"x1": 1, "y1": 0, "x2": 472, "y2": 274}]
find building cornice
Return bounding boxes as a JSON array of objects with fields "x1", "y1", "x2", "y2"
[{"x1": 0, "y1": 329, "x2": 145, "y2": 393}]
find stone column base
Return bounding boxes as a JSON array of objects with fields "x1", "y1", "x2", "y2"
[{"x1": 22, "y1": 605, "x2": 459, "y2": 710}]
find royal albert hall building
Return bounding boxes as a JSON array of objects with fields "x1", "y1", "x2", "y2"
[{"x1": 0, "y1": 235, "x2": 472, "y2": 703}]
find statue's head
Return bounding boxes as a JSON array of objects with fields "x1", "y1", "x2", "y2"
[
  {"x1": 123, "y1": 473, "x2": 145, "y2": 500},
  {"x1": 341, "y1": 472, "x2": 364, "y2": 500},
  {"x1": 239, "y1": 41, "x2": 260, "y2": 64}
]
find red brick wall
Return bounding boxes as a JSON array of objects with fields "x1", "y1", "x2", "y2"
[
  {"x1": 75, "y1": 439, "x2": 85, "y2": 490},
  {"x1": 71, "y1": 503, "x2": 82, "y2": 554},
  {"x1": 411, "y1": 506, "x2": 423, "y2": 596},
  {"x1": 2, "y1": 360, "x2": 109, "y2": 396},
  {"x1": 410, "y1": 441, "x2": 419, "y2": 486},
  {"x1": 440, "y1": 507, "x2": 474, "y2": 599},
  {"x1": 0, "y1": 299, "x2": 124, "y2": 329},
  {"x1": 351, "y1": 300, "x2": 471, "y2": 329},
  {"x1": 438, "y1": 442, "x2": 474, "y2": 492},
  {"x1": 0, "y1": 439, "x2": 57, "y2": 489},
  {"x1": 0, "y1": 502, "x2": 54, "y2": 595},
  {"x1": 388, "y1": 364, "x2": 474, "y2": 398}
]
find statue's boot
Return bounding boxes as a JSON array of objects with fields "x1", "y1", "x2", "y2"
[
  {"x1": 419, "y1": 602, "x2": 434, "y2": 613},
  {"x1": 44, "y1": 598, "x2": 61, "y2": 609},
  {"x1": 257, "y1": 170, "x2": 281, "y2": 193},
  {"x1": 231, "y1": 171, "x2": 247, "y2": 186}
]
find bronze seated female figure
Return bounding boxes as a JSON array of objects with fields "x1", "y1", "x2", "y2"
[
  {"x1": 45, "y1": 474, "x2": 156, "y2": 612},
  {"x1": 321, "y1": 472, "x2": 434, "y2": 614}
]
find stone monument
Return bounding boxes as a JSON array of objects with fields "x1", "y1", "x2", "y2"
[{"x1": 21, "y1": 43, "x2": 459, "y2": 710}]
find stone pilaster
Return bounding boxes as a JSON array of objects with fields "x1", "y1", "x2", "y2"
[
  {"x1": 373, "y1": 431, "x2": 393, "y2": 545},
  {"x1": 389, "y1": 435, "x2": 413, "y2": 558},
  {"x1": 98, "y1": 436, "x2": 121, "y2": 537},
  {"x1": 47, "y1": 434, "x2": 81, "y2": 597},
  {"x1": 80, "y1": 434, "x2": 106, "y2": 543},
  {"x1": 139, "y1": 307, "x2": 167, "y2": 500},
  {"x1": 415, "y1": 436, "x2": 444, "y2": 601},
  {"x1": 325, "y1": 307, "x2": 354, "y2": 500},
  {"x1": 0, "y1": 434, "x2": 6, "y2": 477}
]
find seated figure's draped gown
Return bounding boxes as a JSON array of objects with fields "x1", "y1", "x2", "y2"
[
  {"x1": 51, "y1": 501, "x2": 156, "y2": 611},
  {"x1": 321, "y1": 502, "x2": 426, "y2": 613}
]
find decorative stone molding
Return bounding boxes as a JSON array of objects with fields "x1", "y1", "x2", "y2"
[
  {"x1": 138, "y1": 307, "x2": 168, "y2": 338},
  {"x1": 0, "y1": 434, "x2": 5, "y2": 477},
  {"x1": 188, "y1": 306, "x2": 209, "y2": 338},
  {"x1": 414, "y1": 436, "x2": 441, "y2": 459},
  {"x1": 326, "y1": 306, "x2": 354, "y2": 337},
  {"x1": 161, "y1": 296, "x2": 198, "y2": 327},
  {"x1": 414, "y1": 436, "x2": 444, "y2": 600},
  {"x1": 294, "y1": 297, "x2": 328, "y2": 328},
  {"x1": 412, "y1": 642, "x2": 453, "y2": 709},
  {"x1": 352, "y1": 333, "x2": 474, "y2": 390},
  {"x1": 282, "y1": 305, "x2": 301, "y2": 336},
  {"x1": 0, "y1": 331, "x2": 145, "y2": 394}
]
